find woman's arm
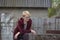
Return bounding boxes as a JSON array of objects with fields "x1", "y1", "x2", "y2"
[
  {"x1": 14, "y1": 32, "x2": 20, "y2": 39},
  {"x1": 31, "y1": 29, "x2": 36, "y2": 35},
  {"x1": 14, "y1": 20, "x2": 23, "y2": 39}
]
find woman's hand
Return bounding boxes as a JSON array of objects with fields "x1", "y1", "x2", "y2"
[
  {"x1": 31, "y1": 29, "x2": 36, "y2": 35},
  {"x1": 14, "y1": 32, "x2": 20, "y2": 39}
]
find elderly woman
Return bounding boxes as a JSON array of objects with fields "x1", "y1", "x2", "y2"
[{"x1": 13, "y1": 11, "x2": 36, "y2": 40}]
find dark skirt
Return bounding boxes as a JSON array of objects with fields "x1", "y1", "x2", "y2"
[{"x1": 17, "y1": 33, "x2": 29, "y2": 40}]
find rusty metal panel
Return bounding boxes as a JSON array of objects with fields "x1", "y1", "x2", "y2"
[{"x1": 0, "y1": 0, "x2": 51, "y2": 7}]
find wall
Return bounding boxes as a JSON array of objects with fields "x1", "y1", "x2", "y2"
[{"x1": 0, "y1": 8, "x2": 48, "y2": 19}]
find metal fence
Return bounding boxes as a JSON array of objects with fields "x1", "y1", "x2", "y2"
[{"x1": 0, "y1": 13, "x2": 60, "y2": 40}]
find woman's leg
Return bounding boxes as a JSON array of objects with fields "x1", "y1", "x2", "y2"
[
  {"x1": 23, "y1": 33, "x2": 29, "y2": 40},
  {"x1": 17, "y1": 34, "x2": 23, "y2": 40}
]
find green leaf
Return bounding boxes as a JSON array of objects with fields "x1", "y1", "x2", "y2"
[
  {"x1": 48, "y1": 0, "x2": 60, "y2": 18},
  {"x1": 48, "y1": 8, "x2": 56, "y2": 18}
]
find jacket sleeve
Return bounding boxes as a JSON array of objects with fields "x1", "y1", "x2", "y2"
[
  {"x1": 13, "y1": 19, "x2": 24, "y2": 40},
  {"x1": 16, "y1": 20, "x2": 24, "y2": 34}
]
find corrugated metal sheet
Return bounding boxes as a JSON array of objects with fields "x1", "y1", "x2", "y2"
[{"x1": 0, "y1": 0, "x2": 51, "y2": 7}]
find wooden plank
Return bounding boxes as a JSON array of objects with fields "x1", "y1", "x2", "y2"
[{"x1": 46, "y1": 30, "x2": 60, "y2": 34}]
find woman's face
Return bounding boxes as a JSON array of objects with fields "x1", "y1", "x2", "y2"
[{"x1": 23, "y1": 15, "x2": 30, "y2": 22}]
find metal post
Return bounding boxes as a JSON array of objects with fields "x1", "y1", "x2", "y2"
[{"x1": 0, "y1": 13, "x2": 2, "y2": 40}]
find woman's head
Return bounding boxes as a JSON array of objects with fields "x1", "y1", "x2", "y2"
[{"x1": 22, "y1": 11, "x2": 31, "y2": 22}]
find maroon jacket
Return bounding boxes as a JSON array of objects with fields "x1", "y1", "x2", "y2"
[{"x1": 13, "y1": 18, "x2": 32, "y2": 40}]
